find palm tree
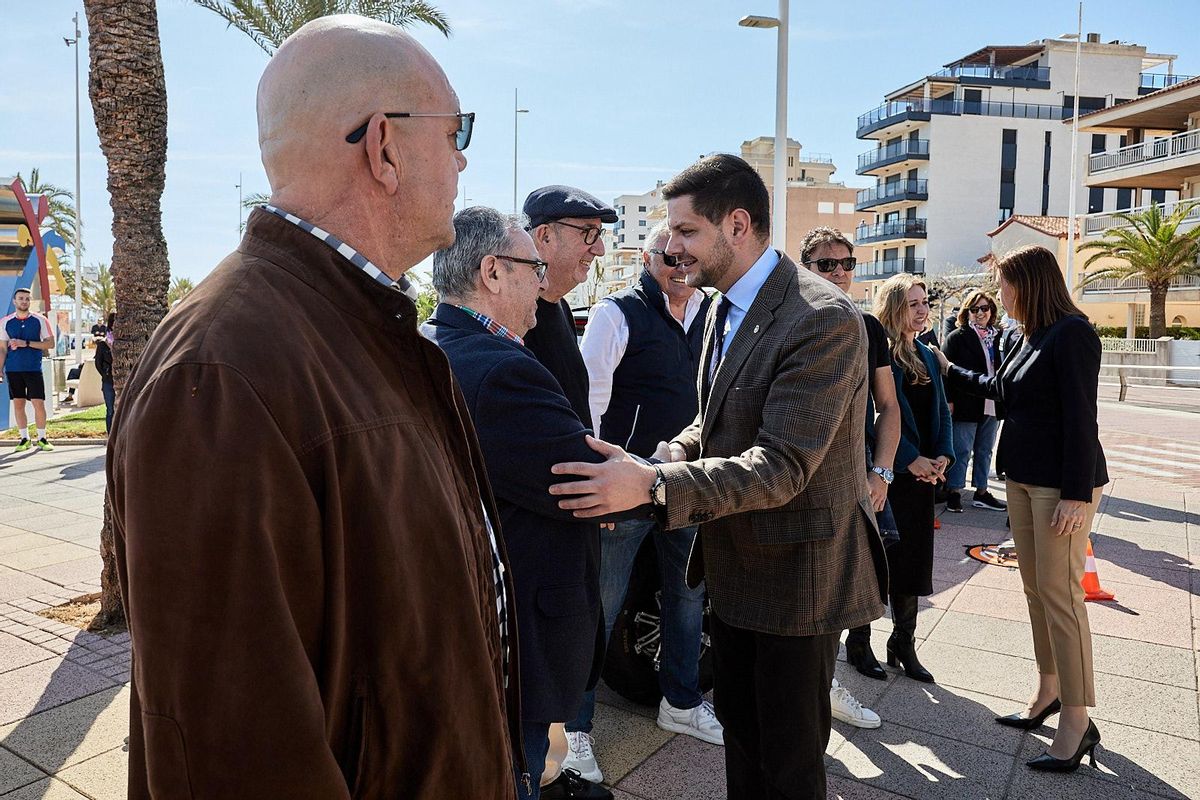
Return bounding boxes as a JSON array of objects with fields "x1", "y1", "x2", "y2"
[
  {"x1": 84, "y1": 0, "x2": 172, "y2": 627},
  {"x1": 84, "y1": 264, "x2": 117, "y2": 318},
  {"x1": 192, "y1": 0, "x2": 450, "y2": 54},
  {"x1": 1078, "y1": 201, "x2": 1200, "y2": 338},
  {"x1": 168, "y1": 277, "x2": 196, "y2": 306},
  {"x1": 16, "y1": 168, "x2": 79, "y2": 259}
]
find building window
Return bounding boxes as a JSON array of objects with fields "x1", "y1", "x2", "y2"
[
  {"x1": 817, "y1": 201, "x2": 835, "y2": 214},
  {"x1": 788, "y1": 156, "x2": 794, "y2": 167},
  {"x1": 638, "y1": 234, "x2": 645, "y2": 241},
  {"x1": 999, "y1": 129, "x2": 1017, "y2": 216},
  {"x1": 999, "y1": 207, "x2": 1013, "y2": 223},
  {"x1": 1041, "y1": 130, "x2": 1052, "y2": 216},
  {"x1": 1116, "y1": 188, "x2": 1133, "y2": 210},
  {"x1": 1150, "y1": 189, "x2": 1167, "y2": 205},
  {"x1": 639, "y1": 220, "x2": 647, "y2": 226},
  {"x1": 1088, "y1": 187, "x2": 1104, "y2": 214},
  {"x1": 1090, "y1": 133, "x2": 1107, "y2": 154},
  {"x1": 1135, "y1": 306, "x2": 1146, "y2": 326},
  {"x1": 838, "y1": 202, "x2": 855, "y2": 214},
  {"x1": 638, "y1": 205, "x2": 646, "y2": 212}
]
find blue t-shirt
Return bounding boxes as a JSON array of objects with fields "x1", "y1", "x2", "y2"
[{"x1": 1, "y1": 312, "x2": 52, "y2": 373}]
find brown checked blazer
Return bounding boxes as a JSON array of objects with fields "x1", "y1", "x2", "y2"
[{"x1": 658, "y1": 253, "x2": 888, "y2": 637}]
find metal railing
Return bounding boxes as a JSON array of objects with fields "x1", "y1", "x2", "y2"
[
  {"x1": 857, "y1": 139, "x2": 930, "y2": 172},
  {"x1": 1083, "y1": 275, "x2": 1200, "y2": 294},
  {"x1": 855, "y1": 218, "x2": 928, "y2": 242},
  {"x1": 931, "y1": 64, "x2": 1050, "y2": 82},
  {"x1": 1100, "y1": 337, "x2": 1159, "y2": 353},
  {"x1": 1139, "y1": 72, "x2": 1198, "y2": 91},
  {"x1": 855, "y1": 258, "x2": 926, "y2": 280},
  {"x1": 1084, "y1": 200, "x2": 1200, "y2": 235},
  {"x1": 799, "y1": 152, "x2": 834, "y2": 164},
  {"x1": 1088, "y1": 129, "x2": 1200, "y2": 174},
  {"x1": 856, "y1": 180, "x2": 928, "y2": 208},
  {"x1": 857, "y1": 97, "x2": 1066, "y2": 131}
]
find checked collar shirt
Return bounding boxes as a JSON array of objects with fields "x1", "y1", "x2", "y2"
[{"x1": 264, "y1": 205, "x2": 510, "y2": 687}]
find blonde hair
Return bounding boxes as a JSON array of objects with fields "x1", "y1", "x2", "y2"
[{"x1": 874, "y1": 274, "x2": 930, "y2": 385}]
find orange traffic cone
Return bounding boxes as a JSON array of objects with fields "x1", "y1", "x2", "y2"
[
  {"x1": 1082, "y1": 539, "x2": 1115, "y2": 602},
  {"x1": 934, "y1": 517, "x2": 942, "y2": 530}
]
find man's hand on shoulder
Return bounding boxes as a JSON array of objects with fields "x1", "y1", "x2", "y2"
[{"x1": 549, "y1": 435, "x2": 658, "y2": 517}]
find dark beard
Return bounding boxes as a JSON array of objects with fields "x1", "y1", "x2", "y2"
[{"x1": 693, "y1": 230, "x2": 736, "y2": 290}]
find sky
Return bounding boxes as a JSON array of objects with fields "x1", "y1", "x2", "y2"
[{"x1": 2, "y1": 0, "x2": 1199, "y2": 283}]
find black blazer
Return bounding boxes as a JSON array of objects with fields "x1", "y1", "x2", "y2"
[
  {"x1": 422, "y1": 304, "x2": 647, "y2": 724},
  {"x1": 944, "y1": 314, "x2": 1108, "y2": 501},
  {"x1": 943, "y1": 325, "x2": 1001, "y2": 423}
]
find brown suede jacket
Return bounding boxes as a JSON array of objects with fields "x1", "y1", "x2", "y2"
[{"x1": 107, "y1": 209, "x2": 521, "y2": 798}]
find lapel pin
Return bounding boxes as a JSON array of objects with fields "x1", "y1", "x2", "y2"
[{"x1": 753, "y1": 325, "x2": 760, "y2": 334}]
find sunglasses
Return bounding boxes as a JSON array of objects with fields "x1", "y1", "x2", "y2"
[
  {"x1": 494, "y1": 254, "x2": 548, "y2": 281},
  {"x1": 803, "y1": 257, "x2": 857, "y2": 273},
  {"x1": 345, "y1": 111, "x2": 475, "y2": 151},
  {"x1": 968, "y1": 305, "x2": 992, "y2": 314},
  {"x1": 647, "y1": 248, "x2": 680, "y2": 267},
  {"x1": 550, "y1": 220, "x2": 603, "y2": 245}
]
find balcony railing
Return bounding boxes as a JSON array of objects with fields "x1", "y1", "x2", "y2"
[
  {"x1": 1084, "y1": 200, "x2": 1200, "y2": 236},
  {"x1": 855, "y1": 218, "x2": 928, "y2": 244},
  {"x1": 857, "y1": 97, "x2": 1066, "y2": 136},
  {"x1": 1088, "y1": 129, "x2": 1200, "y2": 175},
  {"x1": 930, "y1": 64, "x2": 1050, "y2": 83},
  {"x1": 1138, "y1": 72, "x2": 1198, "y2": 92},
  {"x1": 800, "y1": 152, "x2": 834, "y2": 164},
  {"x1": 855, "y1": 258, "x2": 926, "y2": 281},
  {"x1": 1082, "y1": 275, "x2": 1200, "y2": 294},
  {"x1": 857, "y1": 139, "x2": 930, "y2": 173},
  {"x1": 856, "y1": 179, "x2": 928, "y2": 210}
]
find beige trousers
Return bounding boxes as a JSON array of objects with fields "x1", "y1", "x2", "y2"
[{"x1": 1006, "y1": 480, "x2": 1103, "y2": 707}]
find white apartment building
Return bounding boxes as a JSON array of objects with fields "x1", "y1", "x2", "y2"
[{"x1": 854, "y1": 35, "x2": 1183, "y2": 285}]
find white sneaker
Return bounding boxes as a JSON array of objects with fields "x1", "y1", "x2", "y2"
[
  {"x1": 830, "y1": 678, "x2": 881, "y2": 729},
  {"x1": 656, "y1": 698, "x2": 725, "y2": 745},
  {"x1": 562, "y1": 731, "x2": 602, "y2": 784}
]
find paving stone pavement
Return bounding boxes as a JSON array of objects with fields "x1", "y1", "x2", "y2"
[{"x1": 0, "y1": 396, "x2": 1196, "y2": 799}]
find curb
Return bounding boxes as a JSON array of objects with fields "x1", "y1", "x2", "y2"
[{"x1": 0, "y1": 439, "x2": 107, "y2": 447}]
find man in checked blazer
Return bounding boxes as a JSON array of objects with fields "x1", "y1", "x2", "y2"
[{"x1": 550, "y1": 154, "x2": 888, "y2": 799}]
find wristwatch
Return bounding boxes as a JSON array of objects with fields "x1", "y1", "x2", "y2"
[
  {"x1": 650, "y1": 467, "x2": 667, "y2": 507},
  {"x1": 870, "y1": 465, "x2": 895, "y2": 484}
]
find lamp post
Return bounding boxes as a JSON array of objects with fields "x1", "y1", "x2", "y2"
[
  {"x1": 236, "y1": 172, "x2": 243, "y2": 240},
  {"x1": 513, "y1": 89, "x2": 529, "y2": 213},
  {"x1": 1063, "y1": 3, "x2": 1083, "y2": 296},
  {"x1": 64, "y1": 13, "x2": 83, "y2": 365},
  {"x1": 739, "y1": 1, "x2": 789, "y2": 251}
]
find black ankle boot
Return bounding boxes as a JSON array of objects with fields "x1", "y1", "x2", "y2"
[
  {"x1": 845, "y1": 625, "x2": 887, "y2": 680},
  {"x1": 886, "y1": 594, "x2": 935, "y2": 683}
]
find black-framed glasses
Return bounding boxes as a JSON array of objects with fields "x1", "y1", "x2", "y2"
[
  {"x1": 493, "y1": 254, "x2": 548, "y2": 281},
  {"x1": 344, "y1": 111, "x2": 475, "y2": 150},
  {"x1": 647, "y1": 248, "x2": 679, "y2": 267},
  {"x1": 550, "y1": 220, "x2": 603, "y2": 245},
  {"x1": 803, "y1": 257, "x2": 857, "y2": 273},
  {"x1": 968, "y1": 305, "x2": 993, "y2": 314}
]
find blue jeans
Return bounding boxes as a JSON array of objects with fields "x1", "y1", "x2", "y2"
[
  {"x1": 101, "y1": 379, "x2": 115, "y2": 433},
  {"x1": 948, "y1": 416, "x2": 999, "y2": 492},
  {"x1": 567, "y1": 518, "x2": 704, "y2": 733},
  {"x1": 516, "y1": 721, "x2": 550, "y2": 799}
]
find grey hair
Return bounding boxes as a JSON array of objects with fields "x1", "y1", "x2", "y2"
[
  {"x1": 645, "y1": 220, "x2": 669, "y2": 250},
  {"x1": 432, "y1": 206, "x2": 528, "y2": 299}
]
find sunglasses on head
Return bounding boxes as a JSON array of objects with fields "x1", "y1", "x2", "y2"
[
  {"x1": 803, "y1": 257, "x2": 856, "y2": 273},
  {"x1": 647, "y1": 248, "x2": 680, "y2": 267}
]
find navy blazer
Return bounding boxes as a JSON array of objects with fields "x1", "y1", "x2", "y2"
[
  {"x1": 943, "y1": 325, "x2": 1002, "y2": 423},
  {"x1": 944, "y1": 314, "x2": 1107, "y2": 501},
  {"x1": 892, "y1": 340, "x2": 955, "y2": 474},
  {"x1": 422, "y1": 304, "x2": 640, "y2": 724}
]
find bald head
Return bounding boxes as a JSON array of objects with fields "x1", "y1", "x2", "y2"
[{"x1": 254, "y1": 14, "x2": 467, "y2": 279}]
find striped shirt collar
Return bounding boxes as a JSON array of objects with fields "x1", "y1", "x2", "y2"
[
  {"x1": 454, "y1": 305, "x2": 524, "y2": 346},
  {"x1": 262, "y1": 204, "x2": 418, "y2": 301}
]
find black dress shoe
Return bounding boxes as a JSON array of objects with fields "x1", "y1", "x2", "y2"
[
  {"x1": 1027, "y1": 720, "x2": 1101, "y2": 772},
  {"x1": 996, "y1": 698, "x2": 1061, "y2": 730},
  {"x1": 846, "y1": 639, "x2": 887, "y2": 681},
  {"x1": 540, "y1": 769, "x2": 613, "y2": 800}
]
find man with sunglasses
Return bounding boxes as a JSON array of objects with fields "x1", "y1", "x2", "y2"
[
  {"x1": 564, "y1": 223, "x2": 720, "y2": 783},
  {"x1": 107, "y1": 17, "x2": 520, "y2": 799},
  {"x1": 521, "y1": 186, "x2": 616, "y2": 425}
]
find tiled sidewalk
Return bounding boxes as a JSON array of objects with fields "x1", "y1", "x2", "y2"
[{"x1": 0, "y1": 402, "x2": 1197, "y2": 798}]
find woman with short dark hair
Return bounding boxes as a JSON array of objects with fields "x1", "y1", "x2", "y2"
[{"x1": 934, "y1": 244, "x2": 1108, "y2": 773}]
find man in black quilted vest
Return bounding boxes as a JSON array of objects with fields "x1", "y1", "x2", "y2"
[{"x1": 562, "y1": 222, "x2": 721, "y2": 784}]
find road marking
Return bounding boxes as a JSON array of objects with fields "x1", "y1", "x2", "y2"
[
  {"x1": 1112, "y1": 441, "x2": 1200, "y2": 457},
  {"x1": 1103, "y1": 460, "x2": 1183, "y2": 478},
  {"x1": 1103, "y1": 447, "x2": 1200, "y2": 469}
]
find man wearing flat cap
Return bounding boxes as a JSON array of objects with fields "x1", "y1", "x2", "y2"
[{"x1": 521, "y1": 186, "x2": 615, "y2": 424}]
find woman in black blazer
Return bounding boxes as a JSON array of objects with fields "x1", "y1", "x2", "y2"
[
  {"x1": 934, "y1": 245, "x2": 1108, "y2": 774},
  {"x1": 942, "y1": 291, "x2": 1006, "y2": 512}
]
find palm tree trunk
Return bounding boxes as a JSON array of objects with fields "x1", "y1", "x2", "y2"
[
  {"x1": 84, "y1": 0, "x2": 171, "y2": 626},
  {"x1": 1148, "y1": 283, "x2": 1169, "y2": 339}
]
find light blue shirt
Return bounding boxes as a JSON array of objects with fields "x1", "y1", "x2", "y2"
[{"x1": 718, "y1": 245, "x2": 781, "y2": 360}]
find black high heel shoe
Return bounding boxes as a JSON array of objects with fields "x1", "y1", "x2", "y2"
[
  {"x1": 846, "y1": 639, "x2": 887, "y2": 681},
  {"x1": 1027, "y1": 719, "x2": 1101, "y2": 772},
  {"x1": 996, "y1": 698, "x2": 1061, "y2": 730}
]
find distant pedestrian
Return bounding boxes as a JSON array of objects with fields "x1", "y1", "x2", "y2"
[
  {"x1": 0, "y1": 288, "x2": 55, "y2": 452},
  {"x1": 93, "y1": 332, "x2": 114, "y2": 433}
]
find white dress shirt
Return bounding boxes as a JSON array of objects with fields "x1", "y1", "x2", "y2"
[{"x1": 580, "y1": 285, "x2": 706, "y2": 432}]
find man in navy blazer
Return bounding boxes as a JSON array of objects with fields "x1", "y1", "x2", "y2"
[{"x1": 423, "y1": 206, "x2": 642, "y2": 800}]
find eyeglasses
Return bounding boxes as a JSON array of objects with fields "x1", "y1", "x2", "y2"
[
  {"x1": 493, "y1": 255, "x2": 548, "y2": 281},
  {"x1": 647, "y1": 248, "x2": 679, "y2": 267},
  {"x1": 550, "y1": 220, "x2": 603, "y2": 245},
  {"x1": 344, "y1": 111, "x2": 475, "y2": 151},
  {"x1": 803, "y1": 257, "x2": 857, "y2": 273},
  {"x1": 968, "y1": 305, "x2": 992, "y2": 314}
]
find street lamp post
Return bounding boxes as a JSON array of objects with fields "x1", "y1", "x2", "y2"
[
  {"x1": 739, "y1": 1, "x2": 789, "y2": 251},
  {"x1": 236, "y1": 172, "x2": 243, "y2": 240},
  {"x1": 1064, "y1": 3, "x2": 1083, "y2": 296},
  {"x1": 64, "y1": 13, "x2": 83, "y2": 366},
  {"x1": 513, "y1": 89, "x2": 529, "y2": 213}
]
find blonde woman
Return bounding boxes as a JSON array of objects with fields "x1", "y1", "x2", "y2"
[
  {"x1": 873, "y1": 274, "x2": 954, "y2": 683},
  {"x1": 933, "y1": 245, "x2": 1108, "y2": 773}
]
